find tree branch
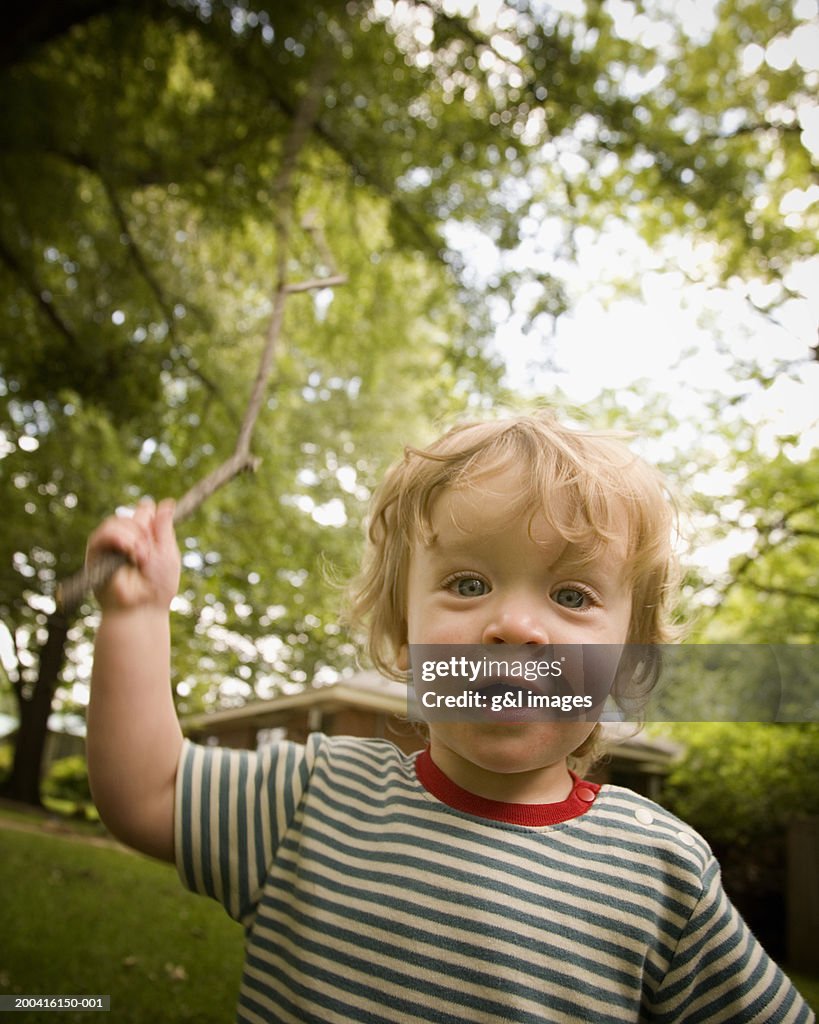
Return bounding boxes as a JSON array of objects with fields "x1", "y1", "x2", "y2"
[
  {"x1": 56, "y1": 58, "x2": 344, "y2": 614},
  {"x1": 100, "y1": 175, "x2": 175, "y2": 324},
  {"x1": 700, "y1": 121, "x2": 804, "y2": 143},
  {"x1": 284, "y1": 274, "x2": 347, "y2": 294},
  {"x1": 0, "y1": 236, "x2": 76, "y2": 347},
  {"x1": 790, "y1": 527, "x2": 819, "y2": 541},
  {"x1": 745, "y1": 580, "x2": 819, "y2": 604},
  {"x1": 725, "y1": 495, "x2": 819, "y2": 587},
  {"x1": 98, "y1": 171, "x2": 234, "y2": 412}
]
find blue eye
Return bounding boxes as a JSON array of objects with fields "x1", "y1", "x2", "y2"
[
  {"x1": 452, "y1": 577, "x2": 488, "y2": 597},
  {"x1": 554, "y1": 588, "x2": 587, "y2": 609}
]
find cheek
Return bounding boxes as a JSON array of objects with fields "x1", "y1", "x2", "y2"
[
  {"x1": 532, "y1": 721, "x2": 597, "y2": 752},
  {"x1": 560, "y1": 721, "x2": 599, "y2": 754},
  {"x1": 407, "y1": 615, "x2": 475, "y2": 646}
]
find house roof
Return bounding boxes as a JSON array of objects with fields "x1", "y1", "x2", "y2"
[
  {"x1": 598, "y1": 721, "x2": 681, "y2": 767},
  {"x1": 181, "y1": 673, "x2": 680, "y2": 769},
  {"x1": 182, "y1": 671, "x2": 406, "y2": 735}
]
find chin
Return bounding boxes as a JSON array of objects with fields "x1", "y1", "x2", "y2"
[{"x1": 448, "y1": 722, "x2": 592, "y2": 775}]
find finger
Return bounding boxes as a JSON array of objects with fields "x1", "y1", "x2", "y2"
[
  {"x1": 153, "y1": 498, "x2": 177, "y2": 540},
  {"x1": 150, "y1": 500, "x2": 178, "y2": 564},
  {"x1": 87, "y1": 517, "x2": 143, "y2": 567},
  {"x1": 132, "y1": 497, "x2": 157, "y2": 527}
]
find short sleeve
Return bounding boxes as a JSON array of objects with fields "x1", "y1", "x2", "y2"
[
  {"x1": 648, "y1": 856, "x2": 814, "y2": 1023},
  {"x1": 174, "y1": 736, "x2": 319, "y2": 926}
]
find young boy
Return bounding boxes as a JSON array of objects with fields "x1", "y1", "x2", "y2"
[{"x1": 86, "y1": 412, "x2": 814, "y2": 1024}]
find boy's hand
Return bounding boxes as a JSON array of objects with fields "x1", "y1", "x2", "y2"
[{"x1": 86, "y1": 499, "x2": 181, "y2": 612}]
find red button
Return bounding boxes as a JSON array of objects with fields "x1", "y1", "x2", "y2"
[{"x1": 575, "y1": 787, "x2": 596, "y2": 803}]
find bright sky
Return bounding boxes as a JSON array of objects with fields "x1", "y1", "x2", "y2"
[
  {"x1": 488, "y1": 229, "x2": 818, "y2": 450},
  {"x1": 422, "y1": 0, "x2": 818, "y2": 449},
  {"x1": 449, "y1": 210, "x2": 817, "y2": 577},
  {"x1": 489, "y1": 233, "x2": 819, "y2": 577}
]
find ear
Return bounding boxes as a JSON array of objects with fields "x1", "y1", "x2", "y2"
[{"x1": 396, "y1": 642, "x2": 409, "y2": 672}]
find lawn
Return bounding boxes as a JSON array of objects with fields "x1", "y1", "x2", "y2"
[
  {"x1": 0, "y1": 813, "x2": 244, "y2": 1022},
  {"x1": 789, "y1": 972, "x2": 819, "y2": 1018},
  {"x1": 2, "y1": 808, "x2": 817, "y2": 1021}
]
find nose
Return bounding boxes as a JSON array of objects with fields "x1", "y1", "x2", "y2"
[{"x1": 481, "y1": 594, "x2": 550, "y2": 645}]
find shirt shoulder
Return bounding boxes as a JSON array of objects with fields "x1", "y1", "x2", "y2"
[
  {"x1": 307, "y1": 734, "x2": 421, "y2": 791},
  {"x1": 318, "y1": 733, "x2": 419, "y2": 764},
  {"x1": 591, "y1": 783, "x2": 713, "y2": 873}
]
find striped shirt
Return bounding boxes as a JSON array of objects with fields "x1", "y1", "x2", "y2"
[{"x1": 174, "y1": 734, "x2": 814, "y2": 1024}]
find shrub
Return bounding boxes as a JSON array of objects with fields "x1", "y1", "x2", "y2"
[{"x1": 42, "y1": 754, "x2": 93, "y2": 815}]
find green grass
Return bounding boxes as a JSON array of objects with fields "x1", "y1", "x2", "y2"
[
  {"x1": 0, "y1": 816, "x2": 244, "y2": 1022},
  {"x1": 788, "y1": 971, "x2": 819, "y2": 1015},
  {"x1": 1, "y1": 809, "x2": 817, "y2": 1021}
]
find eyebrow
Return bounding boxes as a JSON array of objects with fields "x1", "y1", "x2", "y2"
[
  {"x1": 425, "y1": 529, "x2": 624, "y2": 578},
  {"x1": 549, "y1": 549, "x2": 602, "y2": 573}
]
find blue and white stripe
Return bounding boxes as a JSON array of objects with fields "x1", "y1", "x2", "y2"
[{"x1": 175, "y1": 735, "x2": 813, "y2": 1024}]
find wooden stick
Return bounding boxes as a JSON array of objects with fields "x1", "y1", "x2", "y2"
[
  {"x1": 56, "y1": 449, "x2": 263, "y2": 612},
  {"x1": 57, "y1": 63, "x2": 344, "y2": 615},
  {"x1": 56, "y1": 254, "x2": 345, "y2": 616}
]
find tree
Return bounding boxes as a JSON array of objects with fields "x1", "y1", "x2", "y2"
[
  {"x1": 658, "y1": 722, "x2": 819, "y2": 957},
  {"x1": 1, "y1": 0, "x2": 816, "y2": 804},
  {"x1": 1, "y1": 0, "x2": 522, "y2": 803},
  {"x1": 690, "y1": 440, "x2": 819, "y2": 643}
]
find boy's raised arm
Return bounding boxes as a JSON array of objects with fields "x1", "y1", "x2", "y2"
[{"x1": 86, "y1": 498, "x2": 183, "y2": 862}]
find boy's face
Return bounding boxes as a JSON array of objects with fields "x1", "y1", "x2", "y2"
[{"x1": 398, "y1": 466, "x2": 633, "y2": 800}]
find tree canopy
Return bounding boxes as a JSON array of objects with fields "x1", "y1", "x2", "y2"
[{"x1": 1, "y1": 0, "x2": 817, "y2": 801}]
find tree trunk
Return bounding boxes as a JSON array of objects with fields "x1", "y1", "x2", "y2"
[{"x1": 0, "y1": 611, "x2": 70, "y2": 806}]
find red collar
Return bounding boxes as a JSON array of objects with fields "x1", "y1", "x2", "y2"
[{"x1": 415, "y1": 748, "x2": 599, "y2": 826}]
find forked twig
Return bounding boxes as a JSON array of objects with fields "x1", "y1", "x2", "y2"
[
  {"x1": 57, "y1": 64, "x2": 345, "y2": 614},
  {"x1": 59, "y1": 264, "x2": 345, "y2": 614}
]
